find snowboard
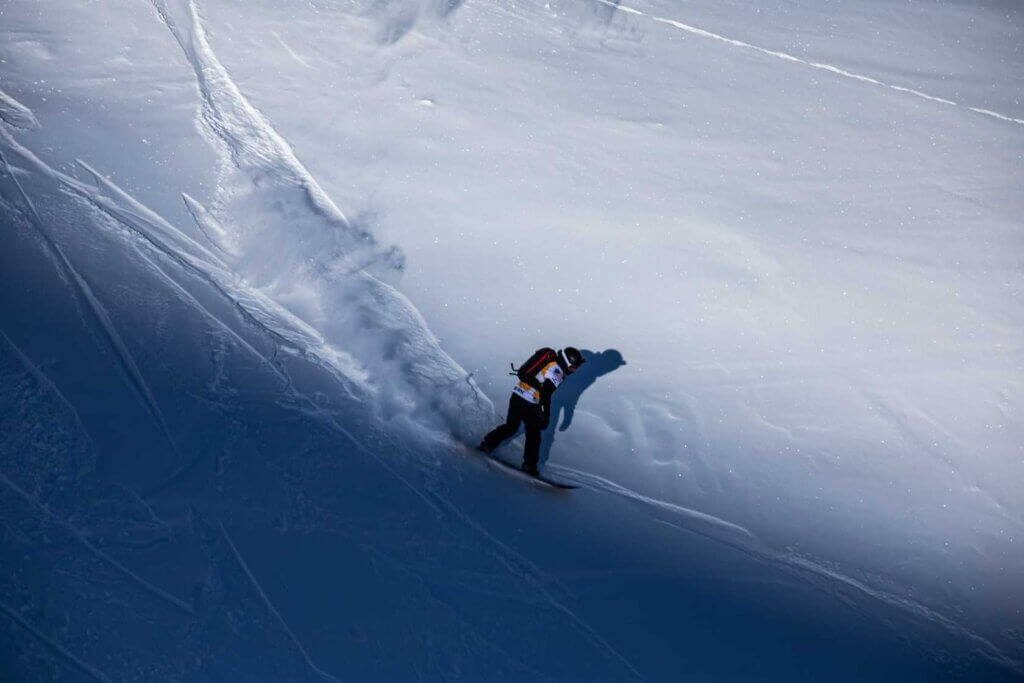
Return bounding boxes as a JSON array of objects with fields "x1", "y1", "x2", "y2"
[{"x1": 474, "y1": 448, "x2": 578, "y2": 490}]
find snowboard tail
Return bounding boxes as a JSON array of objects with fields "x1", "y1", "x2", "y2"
[{"x1": 473, "y1": 448, "x2": 578, "y2": 490}]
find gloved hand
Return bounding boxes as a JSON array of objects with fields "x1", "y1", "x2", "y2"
[{"x1": 539, "y1": 407, "x2": 550, "y2": 430}]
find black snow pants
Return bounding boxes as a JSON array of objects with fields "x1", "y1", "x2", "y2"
[{"x1": 481, "y1": 394, "x2": 542, "y2": 470}]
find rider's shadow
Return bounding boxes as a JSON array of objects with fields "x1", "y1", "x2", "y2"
[{"x1": 540, "y1": 349, "x2": 626, "y2": 466}]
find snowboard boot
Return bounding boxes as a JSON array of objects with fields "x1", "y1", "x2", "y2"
[
  {"x1": 521, "y1": 462, "x2": 539, "y2": 477},
  {"x1": 477, "y1": 441, "x2": 494, "y2": 454}
]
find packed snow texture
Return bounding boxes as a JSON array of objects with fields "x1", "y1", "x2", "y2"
[{"x1": 1, "y1": 0, "x2": 1022, "y2": 680}]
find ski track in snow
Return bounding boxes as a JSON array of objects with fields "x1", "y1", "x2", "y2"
[
  {"x1": 553, "y1": 464, "x2": 1024, "y2": 675},
  {"x1": 1, "y1": 99, "x2": 449, "y2": 521},
  {"x1": 776, "y1": 553, "x2": 1024, "y2": 676},
  {"x1": 270, "y1": 30, "x2": 313, "y2": 69},
  {"x1": 0, "y1": 327, "x2": 96, "y2": 455},
  {"x1": 551, "y1": 464, "x2": 753, "y2": 539},
  {"x1": 419, "y1": 472, "x2": 645, "y2": 681},
  {"x1": 63, "y1": 159, "x2": 361, "y2": 387},
  {"x1": 0, "y1": 600, "x2": 111, "y2": 682},
  {"x1": 7, "y1": 81, "x2": 1009, "y2": 676},
  {"x1": 217, "y1": 521, "x2": 343, "y2": 683},
  {"x1": 352, "y1": 542, "x2": 559, "y2": 683},
  {"x1": 0, "y1": 142, "x2": 184, "y2": 467},
  {"x1": 130, "y1": 247, "x2": 293, "y2": 392},
  {"x1": 3, "y1": 5, "x2": 1021, "y2": 676},
  {"x1": 2, "y1": 116, "x2": 481, "y2": 679},
  {"x1": 597, "y1": 0, "x2": 1024, "y2": 127},
  {"x1": 75, "y1": 167, "x2": 447, "y2": 517},
  {"x1": 0, "y1": 471, "x2": 195, "y2": 616}
]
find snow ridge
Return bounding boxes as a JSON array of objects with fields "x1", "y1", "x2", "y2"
[
  {"x1": 0, "y1": 88, "x2": 39, "y2": 130},
  {"x1": 150, "y1": 0, "x2": 402, "y2": 281},
  {"x1": 149, "y1": 0, "x2": 495, "y2": 441}
]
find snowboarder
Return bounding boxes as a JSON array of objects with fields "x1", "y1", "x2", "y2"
[{"x1": 477, "y1": 346, "x2": 586, "y2": 476}]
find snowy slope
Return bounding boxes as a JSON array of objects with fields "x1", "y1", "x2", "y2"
[{"x1": 2, "y1": 0, "x2": 1022, "y2": 680}]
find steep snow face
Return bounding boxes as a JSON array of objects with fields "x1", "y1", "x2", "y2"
[
  {"x1": 2, "y1": 0, "x2": 496, "y2": 444},
  {"x1": 1, "y1": 0, "x2": 1023, "y2": 679},
  {"x1": 149, "y1": 0, "x2": 496, "y2": 443},
  {"x1": 161, "y1": 0, "x2": 1022, "y2": 643}
]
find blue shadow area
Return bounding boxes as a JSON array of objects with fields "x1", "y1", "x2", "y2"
[
  {"x1": 540, "y1": 348, "x2": 626, "y2": 466},
  {"x1": 2, "y1": 199, "x2": 1019, "y2": 680}
]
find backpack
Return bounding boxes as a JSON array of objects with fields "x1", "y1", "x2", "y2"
[{"x1": 512, "y1": 347, "x2": 557, "y2": 390}]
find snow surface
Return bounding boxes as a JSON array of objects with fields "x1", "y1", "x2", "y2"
[{"x1": 1, "y1": 0, "x2": 1022, "y2": 680}]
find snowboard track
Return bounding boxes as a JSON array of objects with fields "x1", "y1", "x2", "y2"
[{"x1": 596, "y1": 0, "x2": 1024, "y2": 127}]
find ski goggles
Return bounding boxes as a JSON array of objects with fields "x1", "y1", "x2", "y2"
[{"x1": 566, "y1": 358, "x2": 585, "y2": 374}]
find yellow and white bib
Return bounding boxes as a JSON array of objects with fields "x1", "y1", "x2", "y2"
[{"x1": 511, "y1": 361, "x2": 565, "y2": 404}]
